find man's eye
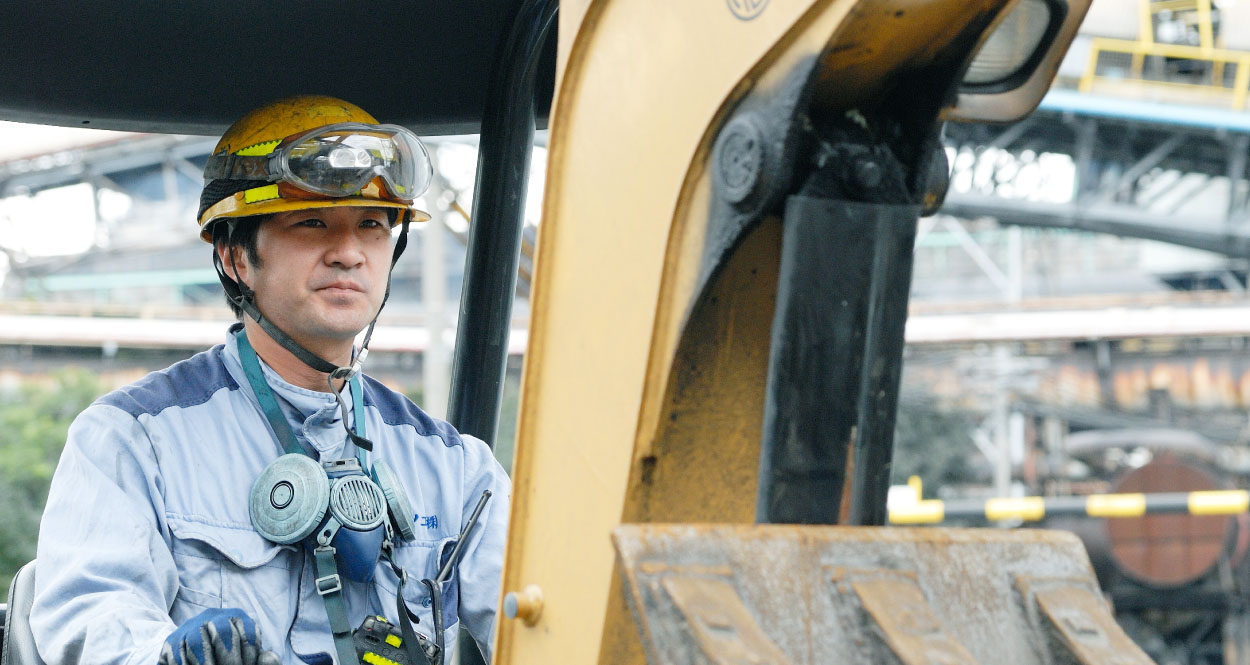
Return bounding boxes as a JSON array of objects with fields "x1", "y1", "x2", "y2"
[
  {"x1": 295, "y1": 219, "x2": 325, "y2": 228},
  {"x1": 361, "y1": 219, "x2": 386, "y2": 229}
]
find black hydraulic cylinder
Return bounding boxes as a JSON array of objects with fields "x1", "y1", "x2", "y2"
[
  {"x1": 446, "y1": 0, "x2": 556, "y2": 663},
  {"x1": 756, "y1": 196, "x2": 919, "y2": 525},
  {"x1": 447, "y1": 0, "x2": 557, "y2": 446},
  {"x1": 845, "y1": 204, "x2": 919, "y2": 526}
]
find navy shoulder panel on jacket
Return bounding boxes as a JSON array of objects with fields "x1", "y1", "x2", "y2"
[
  {"x1": 360, "y1": 374, "x2": 462, "y2": 448},
  {"x1": 96, "y1": 345, "x2": 237, "y2": 418}
]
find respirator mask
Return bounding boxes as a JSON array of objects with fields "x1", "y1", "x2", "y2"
[{"x1": 248, "y1": 455, "x2": 415, "y2": 581}]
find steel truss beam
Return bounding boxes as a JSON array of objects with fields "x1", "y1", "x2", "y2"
[{"x1": 943, "y1": 97, "x2": 1250, "y2": 256}]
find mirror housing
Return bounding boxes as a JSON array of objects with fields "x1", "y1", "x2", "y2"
[{"x1": 945, "y1": 0, "x2": 1093, "y2": 123}]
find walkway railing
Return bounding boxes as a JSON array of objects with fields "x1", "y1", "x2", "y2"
[{"x1": 1081, "y1": 37, "x2": 1250, "y2": 109}]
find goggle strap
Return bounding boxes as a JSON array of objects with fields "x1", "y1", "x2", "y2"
[{"x1": 203, "y1": 153, "x2": 277, "y2": 182}]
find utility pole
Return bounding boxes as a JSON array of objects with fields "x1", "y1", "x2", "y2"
[
  {"x1": 993, "y1": 344, "x2": 1012, "y2": 500},
  {"x1": 422, "y1": 164, "x2": 450, "y2": 420}
]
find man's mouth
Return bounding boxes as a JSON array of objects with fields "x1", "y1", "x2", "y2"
[{"x1": 317, "y1": 281, "x2": 365, "y2": 293}]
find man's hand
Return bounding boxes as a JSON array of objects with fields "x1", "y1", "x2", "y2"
[{"x1": 158, "y1": 609, "x2": 281, "y2": 665}]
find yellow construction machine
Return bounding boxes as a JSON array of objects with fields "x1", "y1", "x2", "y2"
[
  {"x1": 490, "y1": 1, "x2": 1150, "y2": 664},
  {"x1": 0, "y1": 0, "x2": 1153, "y2": 663}
]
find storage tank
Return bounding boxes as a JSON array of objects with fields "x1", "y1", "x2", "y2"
[{"x1": 1105, "y1": 455, "x2": 1249, "y2": 588}]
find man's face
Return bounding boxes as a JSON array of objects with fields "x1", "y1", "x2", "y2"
[{"x1": 223, "y1": 207, "x2": 395, "y2": 346}]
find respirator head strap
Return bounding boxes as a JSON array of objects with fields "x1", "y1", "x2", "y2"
[{"x1": 329, "y1": 372, "x2": 374, "y2": 453}]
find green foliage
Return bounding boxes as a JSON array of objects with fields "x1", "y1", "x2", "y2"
[
  {"x1": 0, "y1": 370, "x2": 105, "y2": 599},
  {"x1": 492, "y1": 365, "x2": 521, "y2": 475},
  {"x1": 891, "y1": 396, "x2": 982, "y2": 491}
]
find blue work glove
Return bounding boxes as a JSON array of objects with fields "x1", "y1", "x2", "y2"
[{"x1": 157, "y1": 609, "x2": 281, "y2": 665}]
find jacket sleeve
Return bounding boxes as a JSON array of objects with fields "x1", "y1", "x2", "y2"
[
  {"x1": 455, "y1": 434, "x2": 512, "y2": 662},
  {"x1": 31, "y1": 404, "x2": 180, "y2": 665}
]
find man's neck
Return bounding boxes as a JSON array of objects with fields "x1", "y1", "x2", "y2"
[{"x1": 240, "y1": 319, "x2": 353, "y2": 393}]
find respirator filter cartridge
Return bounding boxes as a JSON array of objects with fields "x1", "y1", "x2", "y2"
[
  {"x1": 328, "y1": 473, "x2": 387, "y2": 532},
  {"x1": 372, "y1": 460, "x2": 416, "y2": 541},
  {"x1": 249, "y1": 453, "x2": 331, "y2": 544}
]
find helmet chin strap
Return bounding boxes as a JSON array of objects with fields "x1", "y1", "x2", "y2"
[{"x1": 213, "y1": 217, "x2": 412, "y2": 453}]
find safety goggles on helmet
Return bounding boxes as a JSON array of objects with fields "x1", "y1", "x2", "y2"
[{"x1": 203, "y1": 122, "x2": 433, "y2": 202}]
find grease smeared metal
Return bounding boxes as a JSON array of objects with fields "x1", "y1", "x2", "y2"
[{"x1": 613, "y1": 525, "x2": 1157, "y2": 665}]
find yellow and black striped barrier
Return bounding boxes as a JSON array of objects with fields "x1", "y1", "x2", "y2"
[{"x1": 887, "y1": 477, "x2": 1250, "y2": 525}]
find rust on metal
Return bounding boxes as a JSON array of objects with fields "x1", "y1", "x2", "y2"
[
  {"x1": 621, "y1": 561, "x2": 791, "y2": 665},
  {"x1": 851, "y1": 576, "x2": 979, "y2": 665},
  {"x1": 661, "y1": 575, "x2": 792, "y2": 665},
  {"x1": 613, "y1": 524, "x2": 1158, "y2": 665},
  {"x1": 1018, "y1": 576, "x2": 1155, "y2": 665}
]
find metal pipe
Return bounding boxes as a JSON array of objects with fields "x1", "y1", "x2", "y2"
[
  {"x1": 446, "y1": 3, "x2": 557, "y2": 663},
  {"x1": 447, "y1": 0, "x2": 557, "y2": 448}
]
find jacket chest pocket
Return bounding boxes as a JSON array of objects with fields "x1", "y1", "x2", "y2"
[
  {"x1": 374, "y1": 538, "x2": 460, "y2": 631},
  {"x1": 168, "y1": 520, "x2": 298, "y2": 629}
]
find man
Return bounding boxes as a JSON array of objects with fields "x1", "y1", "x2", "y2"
[{"x1": 30, "y1": 96, "x2": 510, "y2": 665}]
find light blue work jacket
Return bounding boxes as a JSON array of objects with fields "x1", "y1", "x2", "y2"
[{"x1": 31, "y1": 327, "x2": 510, "y2": 665}]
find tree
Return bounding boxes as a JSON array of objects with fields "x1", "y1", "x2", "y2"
[
  {"x1": 891, "y1": 396, "x2": 983, "y2": 490},
  {"x1": 0, "y1": 370, "x2": 105, "y2": 599}
]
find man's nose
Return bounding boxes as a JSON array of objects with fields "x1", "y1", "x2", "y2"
[{"x1": 324, "y1": 228, "x2": 366, "y2": 268}]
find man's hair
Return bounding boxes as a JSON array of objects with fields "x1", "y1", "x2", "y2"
[{"x1": 211, "y1": 215, "x2": 268, "y2": 319}]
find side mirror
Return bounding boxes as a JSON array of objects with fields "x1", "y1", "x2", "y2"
[{"x1": 946, "y1": 0, "x2": 1093, "y2": 122}]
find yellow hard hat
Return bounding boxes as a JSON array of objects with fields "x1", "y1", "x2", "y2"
[{"x1": 197, "y1": 95, "x2": 432, "y2": 243}]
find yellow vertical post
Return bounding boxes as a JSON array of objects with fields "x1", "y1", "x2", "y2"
[
  {"x1": 1196, "y1": 0, "x2": 1214, "y2": 52},
  {"x1": 908, "y1": 475, "x2": 924, "y2": 502},
  {"x1": 1133, "y1": 0, "x2": 1154, "y2": 76},
  {"x1": 1080, "y1": 40, "x2": 1103, "y2": 92},
  {"x1": 1139, "y1": 0, "x2": 1155, "y2": 46},
  {"x1": 1196, "y1": 0, "x2": 1222, "y2": 86},
  {"x1": 1233, "y1": 55, "x2": 1250, "y2": 109}
]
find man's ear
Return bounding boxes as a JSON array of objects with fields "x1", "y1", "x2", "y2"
[{"x1": 216, "y1": 241, "x2": 250, "y2": 284}]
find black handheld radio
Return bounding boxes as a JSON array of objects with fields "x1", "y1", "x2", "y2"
[{"x1": 354, "y1": 615, "x2": 439, "y2": 665}]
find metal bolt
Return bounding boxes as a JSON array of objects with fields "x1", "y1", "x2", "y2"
[
  {"x1": 853, "y1": 157, "x2": 882, "y2": 190},
  {"x1": 503, "y1": 584, "x2": 544, "y2": 626},
  {"x1": 715, "y1": 114, "x2": 766, "y2": 204}
]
